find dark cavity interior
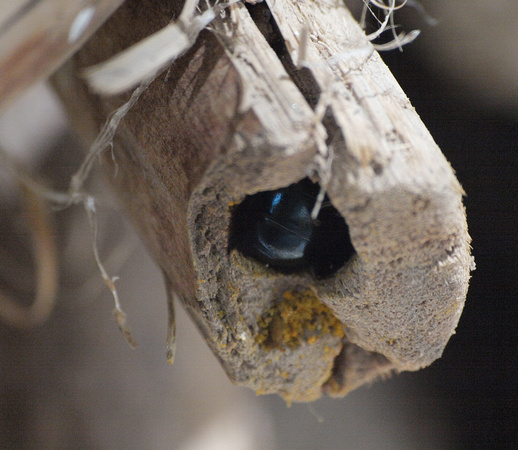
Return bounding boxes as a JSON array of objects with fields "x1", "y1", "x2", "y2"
[{"x1": 230, "y1": 178, "x2": 355, "y2": 278}]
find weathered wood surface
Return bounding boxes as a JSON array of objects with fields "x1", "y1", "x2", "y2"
[
  {"x1": 0, "y1": 0, "x2": 125, "y2": 111},
  {"x1": 53, "y1": 0, "x2": 472, "y2": 402}
]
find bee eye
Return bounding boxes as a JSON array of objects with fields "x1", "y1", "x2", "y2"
[{"x1": 230, "y1": 178, "x2": 355, "y2": 278}]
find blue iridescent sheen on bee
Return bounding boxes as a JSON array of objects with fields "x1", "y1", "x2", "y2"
[{"x1": 230, "y1": 178, "x2": 355, "y2": 278}]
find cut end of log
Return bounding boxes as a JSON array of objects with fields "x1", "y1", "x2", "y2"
[{"x1": 53, "y1": 0, "x2": 473, "y2": 401}]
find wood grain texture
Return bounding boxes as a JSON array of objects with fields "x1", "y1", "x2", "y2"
[{"x1": 53, "y1": 0, "x2": 472, "y2": 402}]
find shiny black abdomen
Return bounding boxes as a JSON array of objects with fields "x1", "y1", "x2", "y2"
[{"x1": 230, "y1": 178, "x2": 355, "y2": 278}]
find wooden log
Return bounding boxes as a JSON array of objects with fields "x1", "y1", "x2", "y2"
[{"x1": 53, "y1": 0, "x2": 472, "y2": 402}]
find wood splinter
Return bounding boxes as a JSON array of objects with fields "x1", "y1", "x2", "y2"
[{"x1": 53, "y1": 0, "x2": 473, "y2": 402}]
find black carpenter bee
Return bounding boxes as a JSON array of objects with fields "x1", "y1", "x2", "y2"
[{"x1": 230, "y1": 178, "x2": 355, "y2": 278}]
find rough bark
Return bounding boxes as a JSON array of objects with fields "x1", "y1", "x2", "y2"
[{"x1": 53, "y1": 0, "x2": 472, "y2": 402}]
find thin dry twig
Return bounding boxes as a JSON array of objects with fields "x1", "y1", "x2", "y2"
[
  {"x1": 361, "y1": 0, "x2": 419, "y2": 51},
  {"x1": 165, "y1": 286, "x2": 178, "y2": 364},
  {"x1": 69, "y1": 77, "x2": 153, "y2": 198},
  {"x1": 372, "y1": 29, "x2": 420, "y2": 50},
  {"x1": 84, "y1": 0, "x2": 240, "y2": 95},
  {"x1": 0, "y1": 78, "x2": 151, "y2": 345},
  {"x1": 85, "y1": 196, "x2": 137, "y2": 348},
  {"x1": 309, "y1": 90, "x2": 335, "y2": 220}
]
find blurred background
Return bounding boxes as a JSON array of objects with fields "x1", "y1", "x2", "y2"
[{"x1": 0, "y1": 1, "x2": 516, "y2": 448}]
